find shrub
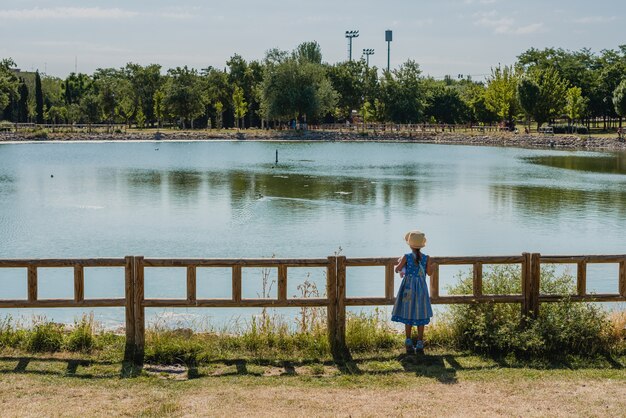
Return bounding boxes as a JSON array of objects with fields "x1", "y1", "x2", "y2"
[
  {"x1": 25, "y1": 128, "x2": 49, "y2": 139},
  {"x1": 66, "y1": 314, "x2": 95, "y2": 352},
  {"x1": 447, "y1": 265, "x2": 622, "y2": 358},
  {"x1": 346, "y1": 308, "x2": 396, "y2": 352},
  {"x1": 27, "y1": 321, "x2": 63, "y2": 352},
  {"x1": 549, "y1": 124, "x2": 588, "y2": 135},
  {"x1": 0, "y1": 316, "x2": 27, "y2": 348}
]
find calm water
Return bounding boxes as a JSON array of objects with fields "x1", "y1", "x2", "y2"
[{"x1": 1, "y1": 141, "x2": 625, "y2": 327}]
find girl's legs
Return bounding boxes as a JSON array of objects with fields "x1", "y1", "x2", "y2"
[
  {"x1": 405, "y1": 324, "x2": 412, "y2": 340},
  {"x1": 417, "y1": 325, "x2": 425, "y2": 341}
]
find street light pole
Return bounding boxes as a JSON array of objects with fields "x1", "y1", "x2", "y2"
[
  {"x1": 345, "y1": 30, "x2": 359, "y2": 61},
  {"x1": 385, "y1": 30, "x2": 392, "y2": 72},
  {"x1": 363, "y1": 49, "x2": 375, "y2": 67}
]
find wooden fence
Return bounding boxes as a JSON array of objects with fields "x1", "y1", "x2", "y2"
[{"x1": 0, "y1": 253, "x2": 624, "y2": 364}]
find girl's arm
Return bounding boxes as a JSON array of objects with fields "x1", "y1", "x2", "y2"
[
  {"x1": 426, "y1": 256, "x2": 434, "y2": 276},
  {"x1": 394, "y1": 255, "x2": 407, "y2": 273}
]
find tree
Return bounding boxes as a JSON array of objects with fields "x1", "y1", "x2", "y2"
[
  {"x1": 379, "y1": 60, "x2": 424, "y2": 123},
  {"x1": 135, "y1": 106, "x2": 146, "y2": 128},
  {"x1": 153, "y1": 90, "x2": 164, "y2": 129},
  {"x1": 16, "y1": 79, "x2": 29, "y2": 123},
  {"x1": 0, "y1": 59, "x2": 19, "y2": 120},
  {"x1": 424, "y1": 83, "x2": 470, "y2": 124},
  {"x1": 214, "y1": 101, "x2": 224, "y2": 129},
  {"x1": 528, "y1": 68, "x2": 568, "y2": 129},
  {"x1": 260, "y1": 45, "x2": 337, "y2": 123},
  {"x1": 565, "y1": 86, "x2": 587, "y2": 131},
  {"x1": 613, "y1": 79, "x2": 626, "y2": 128},
  {"x1": 124, "y1": 63, "x2": 163, "y2": 127},
  {"x1": 164, "y1": 66, "x2": 205, "y2": 129},
  {"x1": 484, "y1": 65, "x2": 520, "y2": 128},
  {"x1": 232, "y1": 85, "x2": 247, "y2": 129},
  {"x1": 35, "y1": 70, "x2": 44, "y2": 124},
  {"x1": 517, "y1": 77, "x2": 540, "y2": 130},
  {"x1": 80, "y1": 93, "x2": 101, "y2": 130},
  {"x1": 295, "y1": 41, "x2": 322, "y2": 64}
]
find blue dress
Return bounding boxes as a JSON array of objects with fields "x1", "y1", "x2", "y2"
[{"x1": 391, "y1": 252, "x2": 433, "y2": 326}]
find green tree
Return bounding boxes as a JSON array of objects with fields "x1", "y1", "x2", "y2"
[
  {"x1": 379, "y1": 60, "x2": 424, "y2": 123},
  {"x1": 424, "y1": 82, "x2": 469, "y2": 124},
  {"x1": 214, "y1": 101, "x2": 224, "y2": 129},
  {"x1": 260, "y1": 46, "x2": 337, "y2": 124},
  {"x1": 565, "y1": 86, "x2": 587, "y2": 131},
  {"x1": 232, "y1": 85, "x2": 247, "y2": 129},
  {"x1": 484, "y1": 65, "x2": 520, "y2": 128},
  {"x1": 613, "y1": 79, "x2": 626, "y2": 128},
  {"x1": 295, "y1": 41, "x2": 323, "y2": 64},
  {"x1": 35, "y1": 70, "x2": 44, "y2": 124},
  {"x1": 153, "y1": 90, "x2": 165, "y2": 129},
  {"x1": 135, "y1": 106, "x2": 146, "y2": 128},
  {"x1": 164, "y1": 66, "x2": 205, "y2": 129},
  {"x1": 80, "y1": 93, "x2": 101, "y2": 130},
  {"x1": 124, "y1": 63, "x2": 163, "y2": 127},
  {"x1": 517, "y1": 77, "x2": 540, "y2": 130},
  {"x1": 16, "y1": 79, "x2": 29, "y2": 123},
  {"x1": 528, "y1": 68, "x2": 569, "y2": 129}
]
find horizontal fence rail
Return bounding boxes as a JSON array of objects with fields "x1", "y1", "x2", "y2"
[{"x1": 0, "y1": 253, "x2": 624, "y2": 364}]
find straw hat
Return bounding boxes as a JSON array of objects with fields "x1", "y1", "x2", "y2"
[{"x1": 405, "y1": 230, "x2": 426, "y2": 249}]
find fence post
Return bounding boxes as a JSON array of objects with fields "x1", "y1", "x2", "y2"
[
  {"x1": 133, "y1": 256, "x2": 145, "y2": 366},
  {"x1": 521, "y1": 252, "x2": 531, "y2": 323},
  {"x1": 529, "y1": 253, "x2": 541, "y2": 319},
  {"x1": 326, "y1": 256, "x2": 338, "y2": 360},
  {"x1": 123, "y1": 256, "x2": 136, "y2": 364},
  {"x1": 336, "y1": 255, "x2": 349, "y2": 360}
]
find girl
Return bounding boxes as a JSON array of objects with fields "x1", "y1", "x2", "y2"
[{"x1": 391, "y1": 230, "x2": 434, "y2": 353}]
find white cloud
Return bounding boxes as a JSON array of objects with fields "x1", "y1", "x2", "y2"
[
  {"x1": 572, "y1": 16, "x2": 618, "y2": 24},
  {"x1": 0, "y1": 7, "x2": 138, "y2": 20},
  {"x1": 473, "y1": 10, "x2": 543, "y2": 35}
]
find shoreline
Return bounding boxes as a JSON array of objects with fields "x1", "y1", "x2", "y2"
[{"x1": 1, "y1": 130, "x2": 626, "y2": 152}]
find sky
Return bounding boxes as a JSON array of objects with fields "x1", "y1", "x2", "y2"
[{"x1": 0, "y1": 0, "x2": 624, "y2": 80}]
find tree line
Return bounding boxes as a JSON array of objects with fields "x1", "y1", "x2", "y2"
[{"x1": 1, "y1": 43, "x2": 626, "y2": 131}]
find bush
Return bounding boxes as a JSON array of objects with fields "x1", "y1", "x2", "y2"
[
  {"x1": 447, "y1": 265, "x2": 622, "y2": 358},
  {"x1": 549, "y1": 124, "x2": 588, "y2": 135},
  {"x1": 346, "y1": 308, "x2": 396, "y2": 352},
  {"x1": 0, "y1": 317, "x2": 27, "y2": 348},
  {"x1": 66, "y1": 315, "x2": 95, "y2": 352},
  {"x1": 27, "y1": 321, "x2": 63, "y2": 352},
  {"x1": 25, "y1": 128, "x2": 49, "y2": 139}
]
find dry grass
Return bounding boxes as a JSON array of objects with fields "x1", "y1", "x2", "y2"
[
  {"x1": 1, "y1": 372, "x2": 625, "y2": 417},
  {"x1": 0, "y1": 351, "x2": 624, "y2": 417}
]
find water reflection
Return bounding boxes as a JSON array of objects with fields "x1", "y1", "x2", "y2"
[
  {"x1": 114, "y1": 168, "x2": 426, "y2": 210},
  {"x1": 525, "y1": 153, "x2": 626, "y2": 175},
  {"x1": 490, "y1": 184, "x2": 626, "y2": 217}
]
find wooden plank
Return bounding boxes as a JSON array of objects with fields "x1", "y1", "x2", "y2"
[
  {"x1": 143, "y1": 258, "x2": 329, "y2": 267},
  {"x1": 326, "y1": 256, "x2": 338, "y2": 359},
  {"x1": 124, "y1": 256, "x2": 135, "y2": 363},
  {"x1": 0, "y1": 298, "x2": 126, "y2": 308},
  {"x1": 431, "y1": 256, "x2": 524, "y2": 265},
  {"x1": 142, "y1": 298, "x2": 329, "y2": 308},
  {"x1": 232, "y1": 265, "x2": 242, "y2": 302},
  {"x1": 27, "y1": 266, "x2": 37, "y2": 302},
  {"x1": 277, "y1": 265, "x2": 287, "y2": 301},
  {"x1": 134, "y1": 256, "x2": 145, "y2": 366},
  {"x1": 186, "y1": 266, "x2": 196, "y2": 303},
  {"x1": 345, "y1": 295, "x2": 524, "y2": 306},
  {"x1": 430, "y1": 262, "x2": 439, "y2": 298},
  {"x1": 473, "y1": 262, "x2": 483, "y2": 297},
  {"x1": 384, "y1": 262, "x2": 395, "y2": 300},
  {"x1": 345, "y1": 257, "x2": 396, "y2": 266},
  {"x1": 539, "y1": 294, "x2": 625, "y2": 303},
  {"x1": 577, "y1": 261, "x2": 587, "y2": 296},
  {"x1": 74, "y1": 265, "x2": 84, "y2": 302},
  {"x1": 0, "y1": 259, "x2": 126, "y2": 268},
  {"x1": 619, "y1": 257, "x2": 626, "y2": 298},
  {"x1": 540, "y1": 255, "x2": 625, "y2": 264}
]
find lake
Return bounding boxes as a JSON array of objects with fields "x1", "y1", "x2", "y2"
[{"x1": 1, "y1": 140, "x2": 625, "y2": 328}]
